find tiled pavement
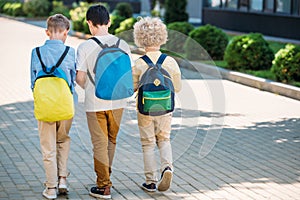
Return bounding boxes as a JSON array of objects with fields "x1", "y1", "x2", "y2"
[{"x1": 1, "y1": 17, "x2": 300, "y2": 200}]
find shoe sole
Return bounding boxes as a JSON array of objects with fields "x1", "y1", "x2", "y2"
[
  {"x1": 89, "y1": 191, "x2": 111, "y2": 199},
  {"x1": 42, "y1": 191, "x2": 57, "y2": 199},
  {"x1": 157, "y1": 170, "x2": 173, "y2": 192}
]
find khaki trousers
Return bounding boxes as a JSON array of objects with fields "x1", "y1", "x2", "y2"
[
  {"x1": 137, "y1": 112, "x2": 173, "y2": 184},
  {"x1": 86, "y1": 108, "x2": 123, "y2": 188},
  {"x1": 38, "y1": 119, "x2": 72, "y2": 188}
]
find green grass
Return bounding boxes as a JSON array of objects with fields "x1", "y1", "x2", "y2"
[
  {"x1": 268, "y1": 41, "x2": 287, "y2": 54},
  {"x1": 243, "y1": 70, "x2": 276, "y2": 80}
]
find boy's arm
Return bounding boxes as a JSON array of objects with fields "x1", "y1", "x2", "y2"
[
  {"x1": 76, "y1": 71, "x2": 86, "y2": 89},
  {"x1": 30, "y1": 49, "x2": 37, "y2": 91},
  {"x1": 132, "y1": 59, "x2": 143, "y2": 91},
  {"x1": 167, "y1": 57, "x2": 182, "y2": 93},
  {"x1": 172, "y1": 73, "x2": 182, "y2": 93},
  {"x1": 69, "y1": 48, "x2": 77, "y2": 92},
  {"x1": 76, "y1": 44, "x2": 87, "y2": 89}
]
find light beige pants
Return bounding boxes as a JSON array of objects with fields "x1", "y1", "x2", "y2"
[
  {"x1": 38, "y1": 119, "x2": 72, "y2": 188},
  {"x1": 137, "y1": 112, "x2": 173, "y2": 184}
]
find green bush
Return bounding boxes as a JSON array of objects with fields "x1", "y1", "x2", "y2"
[
  {"x1": 184, "y1": 24, "x2": 228, "y2": 60},
  {"x1": 23, "y1": 0, "x2": 50, "y2": 17},
  {"x1": 109, "y1": 14, "x2": 125, "y2": 34},
  {"x1": 115, "y1": 17, "x2": 136, "y2": 34},
  {"x1": 166, "y1": 21, "x2": 194, "y2": 53},
  {"x1": 271, "y1": 44, "x2": 300, "y2": 83},
  {"x1": 151, "y1": 9, "x2": 160, "y2": 17},
  {"x1": 115, "y1": 17, "x2": 136, "y2": 42},
  {"x1": 164, "y1": 0, "x2": 188, "y2": 24},
  {"x1": 2, "y1": 2, "x2": 24, "y2": 16},
  {"x1": 114, "y1": 2, "x2": 133, "y2": 18},
  {"x1": 0, "y1": 0, "x2": 13, "y2": 13},
  {"x1": 12, "y1": 2, "x2": 24, "y2": 16},
  {"x1": 224, "y1": 33, "x2": 274, "y2": 71},
  {"x1": 50, "y1": 1, "x2": 70, "y2": 19},
  {"x1": 69, "y1": 2, "x2": 89, "y2": 33},
  {"x1": 167, "y1": 21, "x2": 194, "y2": 36},
  {"x1": 2, "y1": 2, "x2": 13, "y2": 15}
]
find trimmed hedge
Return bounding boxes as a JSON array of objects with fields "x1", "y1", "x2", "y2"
[
  {"x1": 115, "y1": 17, "x2": 136, "y2": 42},
  {"x1": 184, "y1": 24, "x2": 228, "y2": 60},
  {"x1": 23, "y1": 0, "x2": 50, "y2": 17},
  {"x1": 271, "y1": 44, "x2": 300, "y2": 83},
  {"x1": 2, "y1": 2, "x2": 24, "y2": 17},
  {"x1": 224, "y1": 33, "x2": 274, "y2": 71},
  {"x1": 69, "y1": 2, "x2": 90, "y2": 34},
  {"x1": 50, "y1": 1, "x2": 71, "y2": 19},
  {"x1": 164, "y1": 0, "x2": 188, "y2": 24},
  {"x1": 166, "y1": 21, "x2": 194, "y2": 53},
  {"x1": 109, "y1": 14, "x2": 126, "y2": 34},
  {"x1": 114, "y1": 2, "x2": 133, "y2": 18}
]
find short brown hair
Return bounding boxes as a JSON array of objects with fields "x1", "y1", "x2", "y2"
[{"x1": 47, "y1": 14, "x2": 70, "y2": 33}]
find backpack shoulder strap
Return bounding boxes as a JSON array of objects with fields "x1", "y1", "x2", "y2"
[
  {"x1": 90, "y1": 37, "x2": 107, "y2": 49},
  {"x1": 156, "y1": 53, "x2": 167, "y2": 66},
  {"x1": 36, "y1": 46, "x2": 70, "y2": 74},
  {"x1": 36, "y1": 47, "x2": 46, "y2": 72},
  {"x1": 115, "y1": 38, "x2": 121, "y2": 47},
  {"x1": 141, "y1": 55, "x2": 155, "y2": 68},
  {"x1": 87, "y1": 69, "x2": 95, "y2": 86},
  {"x1": 55, "y1": 46, "x2": 70, "y2": 68}
]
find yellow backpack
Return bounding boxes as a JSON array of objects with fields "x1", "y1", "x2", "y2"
[{"x1": 33, "y1": 46, "x2": 74, "y2": 122}]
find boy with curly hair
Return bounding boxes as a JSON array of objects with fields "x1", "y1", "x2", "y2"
[{"x1": 133, "y1": 17, "x2": 182, "y2": 192}]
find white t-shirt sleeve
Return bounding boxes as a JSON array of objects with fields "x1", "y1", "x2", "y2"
[{"x1": 76, "y1": 43, "x2": 88, "y2": 72}]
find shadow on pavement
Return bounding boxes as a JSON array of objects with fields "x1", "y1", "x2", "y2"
[{"x1": 0, "y1": 101, "x2": 299, "y2": 199}]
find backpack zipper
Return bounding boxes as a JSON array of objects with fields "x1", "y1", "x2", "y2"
[{"x1": 142, "y1": 95, "x2": 171, "y2": 104}]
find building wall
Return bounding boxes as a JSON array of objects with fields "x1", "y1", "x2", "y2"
[
  {"x1": 187, "y1": 0, "x2": 202, "y2": 24},
  {"x1": 202, "y1": 0, "x2": 300, "y2": 40}
]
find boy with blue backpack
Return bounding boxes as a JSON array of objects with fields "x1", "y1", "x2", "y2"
[
  {"x1": 133, "y1": 17, "x2": 182, "y2": 192},
  {"x1": 30, "y1": 14, "x2": 76, "y2": 199},
  {"x1": 76, "y1": 4, "x2": 134, "y2": 199}
]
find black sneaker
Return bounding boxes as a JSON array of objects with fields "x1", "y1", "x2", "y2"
[
  {"x1": 157, "y1": 166, "x2": 173, "y2": 191},
  {"x1": 89, "y1": 186, "x2": 111, "y2": 199},
  {"x1": 141, "y1": 183, "x2": 157, "y2": 192}
]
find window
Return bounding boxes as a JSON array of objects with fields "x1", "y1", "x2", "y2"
[
  {"x1": 211, "y1": 0, "x2": 222, "y2": 7},
  {"x1": 276, "y1": 0, "x2": 291, "y2": 13},
  {"x1": 291, "y1": 0, "x2": 300, "y2": 15},
  {"x1": 264, "y1": 0, "x2": 274, "y2": 12},
  {"x1": 227, "y1": 0, "x2": 238, "y2": 9},
  {"x1": 251, "y1": 0, "x2": 263, "y2": 11},
  {"x1": 239, "y1": 0, "x2": 249, "y2": 11}
]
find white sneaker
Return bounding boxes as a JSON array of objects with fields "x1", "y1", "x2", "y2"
[
  {"x1": 157, "y1": 167, "x2": 173, "y2": 192},
  {"x1": 58, "y1": 178, "x2": 69, "y2": 194},
  {"x1": 42, "y1": 188, "x2": 57, "y2": 199}
]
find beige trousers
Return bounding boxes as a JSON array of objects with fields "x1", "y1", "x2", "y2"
[
  {"x1": 38, "y1": 119, "x2": 72, "y2": 188},
  {"x1": 86, "y1": 108, "x2": 124, "y2": 188},
  {"x1": 137, "y1": 112, "x2": 173, "y2": 184}
]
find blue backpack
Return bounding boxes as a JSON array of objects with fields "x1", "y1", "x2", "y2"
[
  {"x1": 87, "y1": 37, "x2": 134, "y2": 100},
  {"x1": 137, "y1": 54, "x2": 175, "y2": 116}
]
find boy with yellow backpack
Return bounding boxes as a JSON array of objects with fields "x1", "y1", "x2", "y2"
[{"x1": 30, "y1": 14, "x2": 76, "y2": 199}]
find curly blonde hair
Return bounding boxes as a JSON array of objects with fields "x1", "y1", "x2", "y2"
[{"x1": 133, "y1": 17, "x2": 168, "y2": 48}]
